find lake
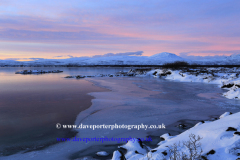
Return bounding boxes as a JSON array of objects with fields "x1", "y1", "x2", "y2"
[
  {"x1": 0, "y1": 67, "x2": 129, "y2": 156},
  {"x1": 0, "y1": 67, "x2": 240, "y2": 159}
]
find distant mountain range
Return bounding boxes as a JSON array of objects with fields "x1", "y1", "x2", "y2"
[{"x1": 1, "y1": 52, "x2": 240, "y2": 66}]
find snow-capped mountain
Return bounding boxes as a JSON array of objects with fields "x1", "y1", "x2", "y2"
[
  {"x1": 0, "y1": 52, "x2": 240, "y2": 66},
  {"x1": 149, "y1": 52, "x2": 183, "y2": 60}
]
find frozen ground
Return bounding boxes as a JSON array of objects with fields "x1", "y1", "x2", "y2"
[{"x1": 3, "y1": 76, "x2": 240, "y2": 160}]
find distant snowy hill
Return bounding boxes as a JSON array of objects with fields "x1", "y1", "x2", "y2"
[
  {"x1": 0, "y1": 52, "x2": 240, "y2": 66},
  {"x1": 149, "y1": 52, "x2": 183, "y2": 60}
]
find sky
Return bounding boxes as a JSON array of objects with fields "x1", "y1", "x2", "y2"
[{"x1": 0, "y1": 0, "x2": 240, "y2": 60}]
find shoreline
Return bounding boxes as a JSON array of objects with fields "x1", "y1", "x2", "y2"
[
  {"x1": 0, "y1": 78, "x2": 108, "y2": 157},
  {"x1": 27, "y1": 79, "x2": 110, "y2": 154},
  {"x1": 70, "y1": 114, "x2": 222, "y2": 160},
  {"x1": 2, "y1": 73, "x2": 240, "y2": 160},
  {"x1": 80, "y1": 77, "x2": 239, "y2": 160},
  {"x1": 70, "y1": 77, "x2": 239, "y2": 159}
]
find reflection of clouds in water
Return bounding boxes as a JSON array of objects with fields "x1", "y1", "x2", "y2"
[
  {"x1": 2, "y1": 71, "x2": 240, "y2": 159},
  {"x1": 0, "y1": 67, "x2": 112, "y2": 157}
]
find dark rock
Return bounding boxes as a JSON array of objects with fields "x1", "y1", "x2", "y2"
[
  {"x1": 127, "y1": 73, "x2": 135, "y2": 76},
  {"x1": 162, "y1": 151, "x2": 167, "y2": 156},
  {"x1": 221, "y1": 83, "x2": 234, "y2": 88},
  {"x1": 206, "y1": 149, "x2": 215, "y2": 155},
  {"x1": 65, "y1": 76, "x2": 74, "y2": 78},
  {"x1": 152, "y1": 71, "x2": 158, "y2": 76},
  {"x1": 118, "y1": 150, "x2": 126, "y2": 160},
  {"x1": 210, "y1": 118, "x2": 218, "y2": 121},
  {"x1": 178, "y1": 72, "x2": 185, "y2": 77},
  {"x1": 160, "y1": 133, "x2": 171, "y2": 141},
  {"x1": 112, "y1": 150, "x2": 126, "y2": 160},
  {"x1": 160, "y1": 71, "x2": 172, "y2": 76},
  {"x1": 226, "y1": 127, "x2": 237, "y2": 131},
  {"x1": 151, "y1": 150, "x2": 157, "y2": 153},
  {"x1": 137, "y1": 138, "x2": 144, "y2": 148},
  {"x1": 201, "y1": 156, "x2": 208, "y2": 160},
  {"x1": 76, "y1": 75, "x2": 85, "y2": 79},
  {"x1": 160, "y1": 137, "x2": 165, "y2": 141},
  {"x1": 199, "y1": 70, "x2": 208, "y2": 74},
  {"x1": 134, "y1": 150, "x2": 144, "y2": 155},
  {"x1": 234, "y1": 131, "x2": 240, "y2": 136}
]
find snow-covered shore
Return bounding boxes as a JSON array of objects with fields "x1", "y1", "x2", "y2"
[
  {"x1": 64, "y1": 67, "x2": 240, "y2": 160},
  {"x1": 132, "y1": 67, "x2": 240, "y2": 100},
  {"x1": 65, "y1": 67, "x2": 240, "y2": 100},
  {"x1": 108, "y1": 67, "x2": 240, "y2": 160},
  {"x1": 61, "y1": 67, "x2": 240, "y2": 159},
  {"x1": 111, "y1": 112, "x2": 240, "y2": 160}
]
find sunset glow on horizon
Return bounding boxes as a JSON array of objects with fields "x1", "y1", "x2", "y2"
[{"x1": 0, "y1": 0, "x2": 240, "y2": 60}]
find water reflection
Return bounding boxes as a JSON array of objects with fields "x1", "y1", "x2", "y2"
[{"x1": 0, "y1": 67, "x2": 129, "y2": 155}]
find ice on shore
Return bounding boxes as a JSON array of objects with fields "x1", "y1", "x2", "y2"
[
  {"x1": 223, "y1": 86, "x2": 240, "y2": 99},
  {"x1": 219, "y1": 112, "x2": 232, "y2": 119},
  {"x1": 64, "y1": 67, "x2": 240, "y2": 101},
  {"x1": 96, "y1": 151, "x2": 109, "y2": 157},
  {"x1": 136, "y1": 67, "x2": 240, "y2": 100}
]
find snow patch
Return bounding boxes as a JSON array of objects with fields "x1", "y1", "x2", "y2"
[{"x1": 111, "y1": 112, "x2": 240, "y2": 160}]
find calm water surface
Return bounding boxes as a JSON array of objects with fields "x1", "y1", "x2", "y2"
[{"x1": 0, "y1": 67, "x2": 129, "y2": 155}]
